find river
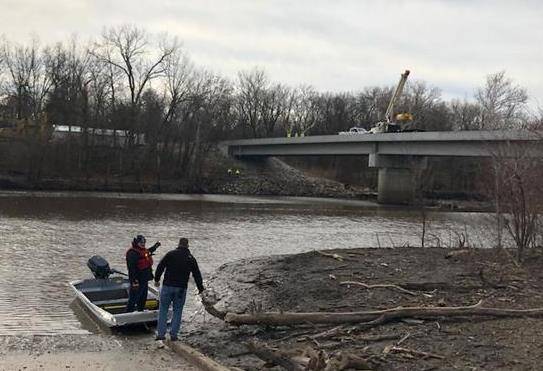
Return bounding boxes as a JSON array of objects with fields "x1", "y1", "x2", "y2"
[{"x1": 0, "y1": 191, "x2": 497, "y2": 335}]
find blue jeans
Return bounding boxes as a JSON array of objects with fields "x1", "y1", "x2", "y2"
[
  {"x1": 126, "y1": 280, "x2": 149, "y2": 312},
  {"x1": 156, "y1": 285, "x2": 187, "y2": 339}
]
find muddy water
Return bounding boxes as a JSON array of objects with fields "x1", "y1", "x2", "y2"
[{"x1": 0, "y1": 191, "x2": 496, "y2": 335}]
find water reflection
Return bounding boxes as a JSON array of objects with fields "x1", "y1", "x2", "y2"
[{"x1": 0, "y1": 191, "x2": 495, "y2": 335}]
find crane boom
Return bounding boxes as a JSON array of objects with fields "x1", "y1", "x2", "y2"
[{"x1": 385, "y1": 70, "x2": 410, "y2": 123}]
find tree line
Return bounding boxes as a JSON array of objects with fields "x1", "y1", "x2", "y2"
[{"x1": 0, "y1": 25, "x2": 541, "y2": 183}]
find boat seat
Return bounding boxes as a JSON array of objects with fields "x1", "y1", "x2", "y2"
[
  {"x1": 84, "y1": 289, "x2": 129, "y2": 302},
  {"x1": 93, "y1": 298, "x2": 128, "y2": 306},
  {"x1": 99, "y1": 299, "x2": 159, "y2": 312}
]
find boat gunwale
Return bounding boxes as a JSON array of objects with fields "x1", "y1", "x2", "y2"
[{"x1": 68, "y1": 277, "x2": 160, "y2": 327}]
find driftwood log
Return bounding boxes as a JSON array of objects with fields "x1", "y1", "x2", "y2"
[
  {"x1": 200, "y1": 292, "x2": 227, "y2": 320},
  {"x1": 247, "y1": 341, "x2": 373, "y2": 371},
  {"x1": 166, "y1": 341, "x2": 231, "y2": 371},
  {"x1": 246, "y1": 341, "x2": 305, "y2": 371},
  {"x1": 224, "y1": 300, "x2": 543, "y2": 326},
  {"x1": 325, "y1": 352, "x2": 372, "y2": 371}
]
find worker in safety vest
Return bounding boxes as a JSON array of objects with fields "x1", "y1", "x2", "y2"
[{"x1": 126, "y1": 235, "x2": 161, "y2": 312}]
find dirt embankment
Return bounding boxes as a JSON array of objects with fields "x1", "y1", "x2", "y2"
[
  {"x1": 182, "y1": 247, "x2": 543, "y2": 370},
  {"x1": 0, "y1": 154, "x2": 368, "y2": 200}
]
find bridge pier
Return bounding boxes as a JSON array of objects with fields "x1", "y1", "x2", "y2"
[{"x1": 369, "y1": 154, "x2": 427, "y2": 205}]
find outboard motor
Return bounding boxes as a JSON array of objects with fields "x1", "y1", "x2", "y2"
[{"x1": 87, "y1": 255, "x2": 113, "y2": 279}]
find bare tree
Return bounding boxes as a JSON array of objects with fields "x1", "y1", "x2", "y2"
[
  {"x1": 0, "y1": 35, "x2": 5, "y2": 77},
  {"x1": 87, "y1": 55, "x2": 113, "y2": 129},
  {"x1": 353, "y1": 86, "x2": 390, "y2": 129},
  {"x1": 402, "y1": 81, "x2": 451, "y2": 131},
  {"x1": 236, "y1": 68, "x2": 267, "y2": 137},
  {"x1": 485, "y1": 137, "x2": 543, "y2": 262},
  {"x1": 162, "y1": 47, "x2": 193, "y2": 127},
  {"x1": 2, "y1": 37, "x2": 52, "y2": 120},
  {"x1": 186, "y1": 71, "x2": 233, "y2": 178},
  {"x1": 90, "y1": 25, "x2": 179, "y2": 142},
  {"x1": 261, "y1": 83, "x2": 290, "y2": 137},
  {"x1": 476, "y1": 71, "x2": 528, "y2": 130},
  {"x1": 311, "y1": 92, "x2": 359, "y2": 135},
  {"x1": 449, "y1": 98, "x2": 481, "y2": 131},
  {"x1": 288, "y1": 85, "x2": 321, "y2": 136}
]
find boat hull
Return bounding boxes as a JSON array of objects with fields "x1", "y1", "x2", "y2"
[{"x1": 69, "y1": 276, "x2": 160, "y2": 327}]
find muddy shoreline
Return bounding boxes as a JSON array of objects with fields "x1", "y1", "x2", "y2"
[{"x1": 180, "y1": 247, "x2": 543, "y2": 370}]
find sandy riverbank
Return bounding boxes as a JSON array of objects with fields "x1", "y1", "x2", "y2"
[{"x1": 0, "y1": 334, "x2": 198, "y2": 371}]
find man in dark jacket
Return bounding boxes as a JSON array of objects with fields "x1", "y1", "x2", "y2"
[
  {"x1": 154, "y1": 237, "x2": 204, "y2": 343},
  {"x1": 126, "y1": 235, "x2": 160, "y2": 312}
]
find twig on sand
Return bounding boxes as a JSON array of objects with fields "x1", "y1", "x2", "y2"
[
  {"x1": 340, "y1": 280, "x2": 418, "y2": 296},
  {"x1": 385, "y1": 345, "x2": 445, "y2": 360},
  {"x1": 317, "y1": 251, "x2": 347, "y2": 262},
  {"x1": 396, "y1": 332, "x2": 411, "y2": 346}
]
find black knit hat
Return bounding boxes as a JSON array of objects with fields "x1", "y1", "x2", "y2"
[{"x1": 134, "y1": 235, "x2": 146, "y2": 244}]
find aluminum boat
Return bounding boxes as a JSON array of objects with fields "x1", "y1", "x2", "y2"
[{"x1": 69, "y1": 255, "x2": 160, "y2": 327}]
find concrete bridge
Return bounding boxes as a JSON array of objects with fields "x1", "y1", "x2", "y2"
[{"x1": 221, "y1": 130, "x2": 542, "y2": 204}]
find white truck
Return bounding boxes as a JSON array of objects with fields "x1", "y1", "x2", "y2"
[{"x1": 338, "y1": 127, "x2": 369, "y2": 135}]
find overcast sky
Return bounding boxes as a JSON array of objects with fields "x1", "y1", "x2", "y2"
[{"x1": 1, "y1": 0, "x2": 542, "y2": 107}]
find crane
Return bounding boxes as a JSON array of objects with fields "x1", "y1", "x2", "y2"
[
  {"x1": 369, "y1": 70, "x2": 413, "y2": 133},
  {"x1": 385, "y1": 70, "x2": 410, "y2": 123}
]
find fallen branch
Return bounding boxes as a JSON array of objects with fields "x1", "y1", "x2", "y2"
[
  {"x1": 225, "y1": 300, "x2": 543, "y2": 327},
  {"x1": 273, "y1": 329, "x2": 322, "y2": 343},
  {"x1": 200, "y1": 293, "x2": 227, "y2": 320},
  {"x1": 399, "y1": 281, "x2": 483, "y2": 292},
  {"x1": 340, "y1": 280, "x2": 418, "y2": 296},
  {"x1": 246, "y1": 341, "x2": 305, "y2": 371},
  {"x1": 310, "y1": 264, "x2": 349, "y2": 273},
  {"x1": 387, "y1": 345, "x2": 445, "y2": 360},
  {"x1": 166, "y1": 341, "x2": 231, "y2": 371},
  {"x1": 325, "y1": 352, "x2": 373, "y2": 371},
  {"x1": 305, "y1": 325, "x2": 348, "y2": 341},
  {"x1": 357, "y1": 334, "x2": 402, "y2": 343},
  {"x1": 396, "y1": 332, "x2": 411, "y2": 346},
  {"x1": 302, "y1": 327, "x2": 403, "y2": 344},
  {"x1": 317, "y1": 251, "x2": 346, "y2": 261},
  {"x1": 247, "y1": 341, "x2": 375, "y2": 371}
]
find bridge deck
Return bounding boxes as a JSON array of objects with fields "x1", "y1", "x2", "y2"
[{"x1": 223, "y1": 131, "x2": 541, "y2": 157}]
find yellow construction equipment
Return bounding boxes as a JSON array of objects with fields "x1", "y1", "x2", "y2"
[
  {"x1": 369, "y1": 70, "x2": 415, "y2": 133},
  {"x1": 0, "y1": 116, "x2": 52, "y2": 141},
  {"x1": 395, "y1": 112, "x2": 414, "y2": 123}
]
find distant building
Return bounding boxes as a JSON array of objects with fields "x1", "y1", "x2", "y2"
[{"x1": 51, "y1": 125, "x2": 146, "y2": 147}]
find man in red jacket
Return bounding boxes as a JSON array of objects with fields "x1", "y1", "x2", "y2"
[{"x1": 126, "y1": 235, "x2": 160, "y2": 312}]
